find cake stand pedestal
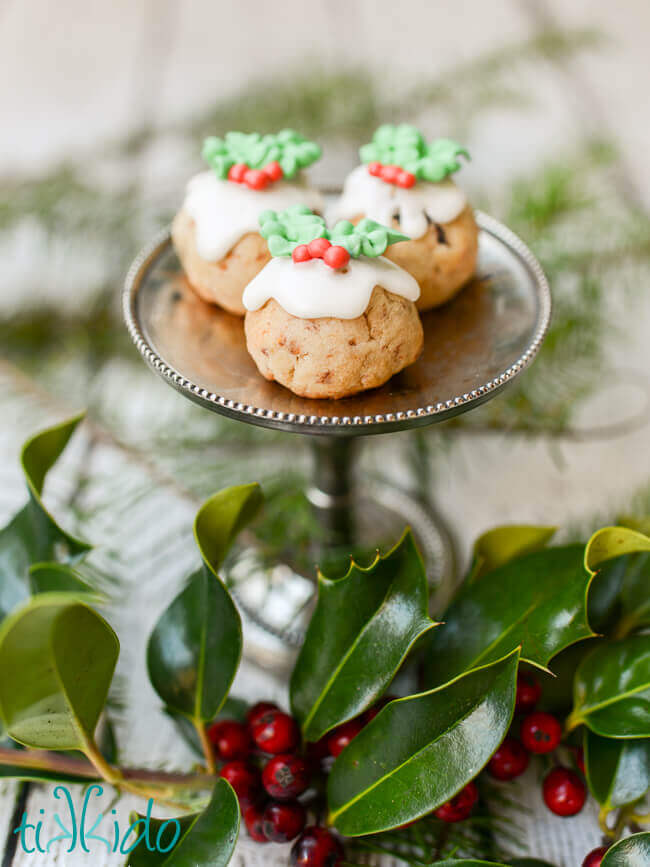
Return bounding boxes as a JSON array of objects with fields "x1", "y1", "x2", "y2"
[{"x1": 123, "y1": 211, "x2": 551, "y2": 667}]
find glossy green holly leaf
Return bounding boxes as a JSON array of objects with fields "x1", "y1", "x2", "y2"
[
  {"x1": 29, "y1": 562, "x2": 100, "y2": 599},
  {"x1": 127, "y1": 779, "x2": 239, "y2": 867},
  {"x1": 327, "y1": 649, "x2": 519, "y2": 836},
  {"x1": 422, "y1": 545, "x2": 594, "y2": 688},
  {"x1": 291, "y1": 530, "x2": 438, "y2": 742},
  {"x1": 601, "y1": 833, "x2": 650, "y2": 867},
  {"x1": 468, "y1": 525, "x2": 556, "y2": 583},
  {"x1": 0, "y1": 414, "x2": 90, "y2": 619},
  {"x1": 584, "y1": 729, "x2": 650, "y2": 809},
  {"x1": 568, "y1": 636, "x2": 650, "y2": 737},
  {"x1": 148, "y1": 485, "x2": 261, "y2": 721},
  {"x1": 586, "y1": 527, "x2": 650, "y2": 572},
  {"x1": 0, "y1": 594, "x2": 119, "y2": 751}
]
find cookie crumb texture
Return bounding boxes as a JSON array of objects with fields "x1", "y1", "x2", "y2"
[
  {"x1": 245, "y1": 287, "x2": 423, "y2": 399},
  {"x1": 172, "y1": 209, "x2": 270, "y2": 316},
  {"x1": 385, "y1": 207, "x2": 478, "y2": 311}
]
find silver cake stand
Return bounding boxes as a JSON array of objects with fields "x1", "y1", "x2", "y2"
[{"x1": 123, "y1": 211, "x2": 551, "y2": 666}]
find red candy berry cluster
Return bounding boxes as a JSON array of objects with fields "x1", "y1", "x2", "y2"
[
  {"x1": 367, "y1": 161, "x2": 416, "y2": 188},
  {"x1": 291, "y1": 238, "x2": 350, "y2": 270},
  {"x1": 227, "y1": 160, "x2": 284, "y2": 190}
]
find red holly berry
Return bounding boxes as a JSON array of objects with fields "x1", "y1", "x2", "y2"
[
  {"x1": 380, "y1": 164, "x2": 400, "y2": 184},
  {"x1": 543, "y1": 767, "x2": 587, "y2": 816},
  {"x1": 515, "y1": 673, "x2": 542, "y2": 714},
  {"x1": 263, "y1": 161, "x2": 283, "y2": 181},
  {"x1": 488, "y1": 737, "x2": 530, "y2": 781},
  {"x1": 521, "y1": 711, "x2": 562, "y2": 754},
  {"x1": 251, "y1": 709, "x2": 300, "y2": 754},
  {"x1": 246, "y1": 701, "x2": 279, "y2": 727},
  {"x1": 307, "y1": 237, "x2": 332, "y2": 259},
  {"x1": 244, "y1": 168, "x2": 269, "y2": 190},
  {"x1": 208, "y1": 720, "x2": 251, "y2": 760},
  {"x1": 572, "y1": 746, "x2": 586, "y2": 775},
  {"x1": 262, "y1": 801, "x2": 306, "y2": 843},
  {"x1": 228, "y1": 163, "x2": 248, "y2": 183},
  {"x1": 396, "y1": 170, "x2": 416, "y2": 188},
  {"x1": 326, "y1": 718, "x2": 363, "y2": 757},
  {"x1": 290, "y1": 827, "x2": 344, "y2": 867},
  {"x1": 322, "y1": 245, "x2": 350, "y2": 270},
  {"x1": 243, "y1": 802, "x2": 269, "y2": 843},
  {"x1": 262, "y1": 754, "x2": 310, "y2": 799},
  {"x1": 367, "y1": 161, "x2": 383, "y2": 177},
  {"x1": 292, "y1": 245, "x2": 312, "y2": 264},
  {"x1": 582, "y1": 846, "x2": 609, "y2": 867},
  {"x1": 219, "y1": 760, "x2": 261, "y2": 806},
  {"x1": 434, "y1": 781, "x2": 479, "y2": 822}
]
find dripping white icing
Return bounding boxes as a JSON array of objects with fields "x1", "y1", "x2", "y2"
[
  {"x1": 328, "y1": 165, "x2": 467, "y2": 240},
  {"x1": 243, "y1": 256, "x2": 420, "y2": 320},
  {"x1": 183, "y1": 171, "x2": 324, "y2": 262}
]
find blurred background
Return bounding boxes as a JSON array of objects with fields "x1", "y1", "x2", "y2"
[{"x1": 0, "y1": 2, "x2": 649, "y2": 864}]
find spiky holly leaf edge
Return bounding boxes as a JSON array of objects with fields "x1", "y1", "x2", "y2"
[{"x1": 202, "y1": 129, "x2": 321, "y2": 180}]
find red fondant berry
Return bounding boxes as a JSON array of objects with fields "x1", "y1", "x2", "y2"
[
  {"x1": 219, "y1": 760, "x2": 261, "y2": 806},
  {"x1": 208, "y1": 720, "x2": 251, "y2": 760},
  {"x1": 228, "y1": 163, "x2": 248, "y2": 183},
  {"x1": 488, "y1": 737, "x2": 529, "y2": 781},
  {"x1": 262, "y1": 801, "x2": 306, "y2": 843},
  {"x1": 367, "y1": 161, "x2": 383, "y2": 177},
  {"x1": 246, "y1": 701, "x2": 279, "y2": 727},
  {"x1": 515, "y1": 672, "x2": 542, "y2": 714},
  {"x1": 244, "y1": 168, "x2": 269, "y2": 190},
  {"x1": 251, "y1": 709, "x2": 300, "y2": 754},
  {"x1": 327, "y1": 718, "x2": 364, "y2": 757},
  {"x1": 263, "y1": 161, "x2": 283, "y2": 181},
  {"x1": 380, "y1": 164, "x2": 399, "y2": 184},
  {"x1": 262, "y1": 754, "x2": 310, "y2": 800},
  {"x1": 543, "y1": 767, "x2": 587, "y2": 816},
  {"x1": 290, "y1": 827, "x2": 344, "y2": 867},
  {"x1": 243, "y1": 802, "x2": 269, "y2": 843},
  {"x1": 396, "y1": 170, "x2": 416, "y2": 188},
  {"x1": 322, "y1": 245, "x2": 350, "y2": 270},
  {"x1": 292, "y1": 245, "x2": 312, "y2": 264},
  {"x1": 307, "y1": 237, "x2": 332, "y2": 259},
  {"x1": 434, "y1": 781, "x2": 479, "y2": 823},
  {"x1": 582, "y1": 846, "x2": 609, "y2": 867},
  {"x1": 521, "y1": 711, "x2": 562, "y2": 754}
]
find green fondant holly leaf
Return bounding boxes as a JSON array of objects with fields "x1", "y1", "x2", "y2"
[
  {"x1": 202, "y1": 129, "x2": 321, "y2": 179},
  {"x1": 290, "y1": 530, "x2": 438, "y2": 743},
  {"x1": 359, "y1": 125, "x2": 469, "y2": 181}
]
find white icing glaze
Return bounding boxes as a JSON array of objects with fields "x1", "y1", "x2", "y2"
[
  {"x1": 328, "y1": 165, "x2": 467, "y2": 240},
  {"x1": 183, "y1": 171, "x2": 324, "y2": 262},
  {"x1": 243, "y1": 255, "x2": 420, "y2": 320}
]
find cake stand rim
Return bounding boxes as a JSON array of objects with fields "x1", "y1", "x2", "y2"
[{"x1": 122, "y1": 211, "x2": 552, "y2": 437}]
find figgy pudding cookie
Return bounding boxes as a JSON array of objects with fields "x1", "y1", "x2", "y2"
[
  {"x1": 243, "y1": 206, "x2": 423, "y2": 399},
  {"x1": 330, "y1": 124, "x2": 478, "y2": 311},
  {"x1": 172, "y1": 130, "x2": 323, "y2": 315}
]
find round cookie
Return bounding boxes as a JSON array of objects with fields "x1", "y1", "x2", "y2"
[
  {"x1": 330, "y1": 124, "x2": 477, "y2": 311},
  {"x1": 242, "y1": 206, "x2": 423, "y2": 399},
  {"x1": 245, "y1": 287, "x2": 423, "y2": 400},
  {"x1": 172, "y1": 130, "x2": 323, "y2": 315}
]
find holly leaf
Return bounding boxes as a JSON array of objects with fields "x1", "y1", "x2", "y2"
[
  {"x1": 601, "y1": 833, "x2": 650, "y2": 867},
  {"x1": 0, "y1": 594, "x2": 118, "y2": 751},
  {"x1": 421, "y1": 545, "x2": 594, "y2": 688},
  {"x1": 290, "y1": 530, "x2": 438, "y2": 742},
  {"x1": 507, "y1": 861, "x2": 556, "y2": 867},
  {"x1": 29, "y1": 562, "x2": 100, "y2": 599},
  {"x1": 584, "y1": 729, "x2": 650, "y2": 809},
  {"x1": 0, "y1": 414, "x2": 90, "y2": 620},
  {"x1": 568, "y1": 635, "x2": 650, "y2": 737},
  {"x1": 468, "y1": 525, "x2": 556, "y2": 583},
  {"x1": 147, "y1": 485, "x2": 261, "y2": 722},
  {"x1": 327, "y1": 649, "x2": 519, "y2": 836},
  {"x1": 126, "y1": 780, "x2": 239, "y2": 867}
]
